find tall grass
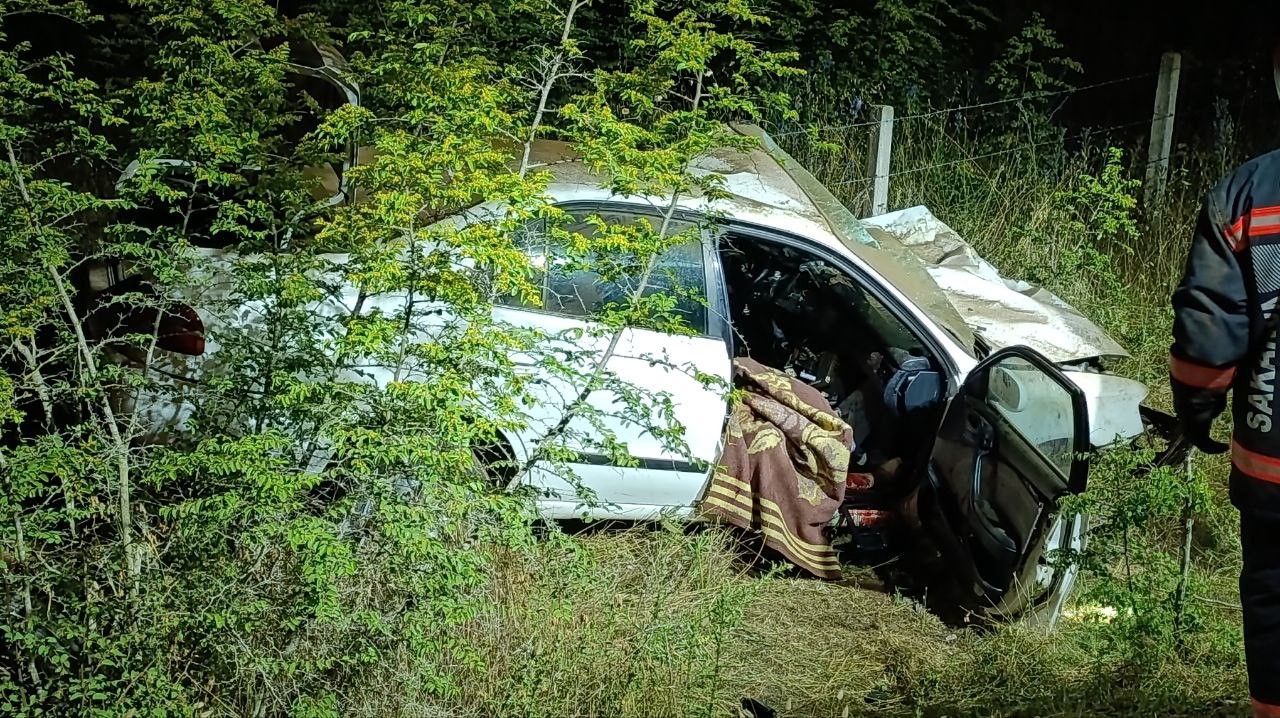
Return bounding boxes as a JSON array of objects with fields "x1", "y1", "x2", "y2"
[{"x1": 392, "y1": 526, "x2": 1246, "y2": 717}]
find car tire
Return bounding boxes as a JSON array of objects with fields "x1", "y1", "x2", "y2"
[{"x1": 471, "y1": 438, "x2": 518, "y2": 490}]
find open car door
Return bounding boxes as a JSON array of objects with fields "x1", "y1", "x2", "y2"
[{"x1": 919, "y1": 346, "x2": 1089, "y2": 621}]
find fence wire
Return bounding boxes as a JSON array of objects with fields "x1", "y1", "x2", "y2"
[
  {"x1": 770, "y1": 70, "x2": 1163, "y2": 139},
  {"x1": 824, "y1": 116, "x2": 1165, "y2": 189}
]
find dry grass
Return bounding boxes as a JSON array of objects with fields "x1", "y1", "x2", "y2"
[{"x1": 372, "y1": 526, "x2": 1249, "y2": 717}]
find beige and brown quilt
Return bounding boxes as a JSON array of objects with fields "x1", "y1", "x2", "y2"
[{"x1": 701, "y1": 357, "x2": 854, "y2": 579}]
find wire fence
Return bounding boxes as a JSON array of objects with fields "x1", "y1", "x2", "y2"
[
  {"x1": 769, "y1": 70, "x2": 1163, "y2": 139},
  {"x1": 823, "y1": 116, "x2": 1167, "y2": 189},
  {"x1": 761, "y1": 57, "x2": 1232, "y2": 215}
]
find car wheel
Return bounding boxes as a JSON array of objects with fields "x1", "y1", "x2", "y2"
[{"x1": 471, "y1": 439, "x2": 518, "y2": 490}]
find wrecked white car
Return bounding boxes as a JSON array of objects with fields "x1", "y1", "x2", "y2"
[
  {"x1": 78, "y1": 49, "x2": 1163, "y2": 624},
  {"x1": 476, "y1": 128, "x2": 1155, "y2": 623}
]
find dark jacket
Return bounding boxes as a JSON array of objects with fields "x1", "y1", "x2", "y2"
[{"x1": 1171, "y1": 148, "x2": 1280, "y2": 509}]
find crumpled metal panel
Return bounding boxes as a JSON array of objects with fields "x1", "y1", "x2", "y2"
[
  {"x1": 860, "y1": 206, "x2": 1130, "y2": 363},
  {"x1": 1063, "y1": 370, "x2": 1148, "y2": 447},
  {"x1": 735, "y1": 125, "x2": 979, "y2": 351}
]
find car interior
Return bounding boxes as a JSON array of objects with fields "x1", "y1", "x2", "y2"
[{"x1": 717, "y1": 233, "x2": 949, "y2": 563}]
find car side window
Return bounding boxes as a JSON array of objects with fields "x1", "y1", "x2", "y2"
[
  {"x1": 986, "y1": 356, "x2": 1078, "y2": 478},
  {"x1": 510, "y1": 211, "x2": 710, "y2": 334}
]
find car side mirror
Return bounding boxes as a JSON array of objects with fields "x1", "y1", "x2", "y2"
[{"x1": 883, "y1": 357, "x2": 943, "y2": 418}]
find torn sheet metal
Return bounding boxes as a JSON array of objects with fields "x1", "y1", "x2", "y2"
[{"x1": 860, "y1": 206, "x2": 1130, "y2": 363}]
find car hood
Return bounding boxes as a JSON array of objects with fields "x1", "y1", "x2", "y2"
[{"x1": 860, "y1": 206, "x2": 1130, "y2": 363}]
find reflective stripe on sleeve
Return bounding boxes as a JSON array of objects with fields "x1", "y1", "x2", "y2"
[
  {"x1": 1234, "y1": 441, "x2": 1280, "y2": 485},
  {"x1": 1169, "y1": 354, "x2": 1236, "y2": 390},
  {"x1": 1225, "y1": 206, "x2": 1280, "y2": 252}
]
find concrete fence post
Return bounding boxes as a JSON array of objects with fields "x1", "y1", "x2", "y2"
[
  {"x1": 865, "y1": 105, "x2": 894, "y2": 217},
  {"x1": 1144, "y1": 52, "x2": 1182, "y2": 207}
]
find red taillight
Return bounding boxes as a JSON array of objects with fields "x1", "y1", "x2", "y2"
[
  {"x1": 84, "y1": 278, "x2": 206, "y2": 357},
  {"x1": 156, "y1": 303, "x2": 205, "y2": 356}
]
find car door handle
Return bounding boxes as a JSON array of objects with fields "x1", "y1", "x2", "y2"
[{"x1": 968, "y1": 422, "x2": 1017, "y2": 558}]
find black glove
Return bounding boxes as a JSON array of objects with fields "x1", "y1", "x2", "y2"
[
  {"x1": 1173, "y1": 390, "x2": 1229, "y2": 455},
  {"x1": 1181, "y1": 417, "x2": 1229, "y2": 455}
]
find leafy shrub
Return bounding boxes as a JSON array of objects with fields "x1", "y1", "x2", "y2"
[{"x1": 0, "y1": 0, "x2": 794, "y2": 713}]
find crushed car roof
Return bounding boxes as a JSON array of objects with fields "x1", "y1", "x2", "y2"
[{"x1": 524, "y1": 124, "x2": 1128, "y2": 363}]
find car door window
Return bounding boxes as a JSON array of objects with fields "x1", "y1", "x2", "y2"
[
  {"x1": 509, "y1": 212, "x2": 709, "y2": 334},
  {"x1": 986, "y1": 356, "x2": 1079, "y2": 478}
]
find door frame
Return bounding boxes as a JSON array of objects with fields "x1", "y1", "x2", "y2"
[{"x1": 706, "y1": 220, "x2": 963, "y2": 383}]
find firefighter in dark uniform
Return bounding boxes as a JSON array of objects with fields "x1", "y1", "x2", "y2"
[{"x1": 1171, "y1": 45, "x2": 1280, "y2": 718}]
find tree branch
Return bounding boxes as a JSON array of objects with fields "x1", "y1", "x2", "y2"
[
  {"x1": 517, "y1": 0, "x2": 587, "y2": 178},
  {"x1": 6, "y1": 139, "x2": 137, "y2": 589}
]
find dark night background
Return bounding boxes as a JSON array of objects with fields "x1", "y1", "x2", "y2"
[
  {"x1": 992, "y1": 0, "x2": 1280, "y2": 147},
  {"x1": 11, "y1": 0, "x2": 1280, "y2": 154}
]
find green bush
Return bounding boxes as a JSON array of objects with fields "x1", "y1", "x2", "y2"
[{"x1": 0, "y1": 0, "x2": 793, "y2": 713}]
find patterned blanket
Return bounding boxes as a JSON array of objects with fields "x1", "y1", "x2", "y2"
[{"x1": 701, "y1": 357, "x2": 854, "y2": 579}]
